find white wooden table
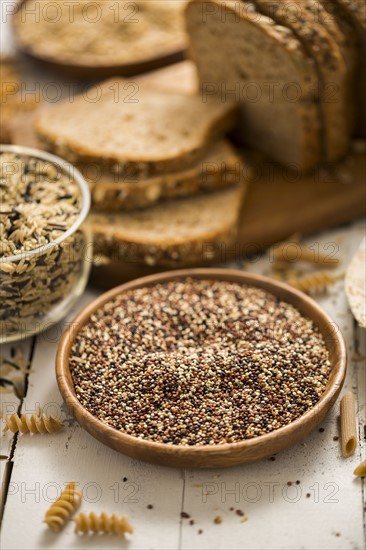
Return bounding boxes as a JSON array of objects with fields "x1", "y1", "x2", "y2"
[{"x1": 1, "y1": 221, "x2": 365, "y2": 550}]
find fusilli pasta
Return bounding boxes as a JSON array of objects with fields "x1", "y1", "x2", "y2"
[
  {"x1": 2, "y1": 412, "x2": 64, "y2": 434},
  {"x1": 74, "y1": 512, "x2": 133, "y2": 536},
  {"x1": 44, "y1": 481, "x2": 82, "y2": 532},
  {"x1": 286, "y1": 271, "x2": 339, "y2": 295}
]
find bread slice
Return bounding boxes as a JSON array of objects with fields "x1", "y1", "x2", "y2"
[
  {"x1": 13, "y1": 0, "x2": 188, "y2": 67},
  {"x1": 334, "y1": 0, "x2": 366, "y2": 32},
  {"x1": 186, "y1": 0, "x2": 322, "y2": 171},
  {"x1": 253, "y1": 0, "x2": 352, "y2": 161},
  {"x1": 327, "y1": 0, "x2": 366, "y2": 137},
  {"x1": 83, "y1": 140, "x2": 247, "y2": 211},
  {"x1": 34, "y1": 79, "x2": 237, "y2": 178},
  {"x1": 91, "y1": 185, "x2": 245, "y2": 267}
]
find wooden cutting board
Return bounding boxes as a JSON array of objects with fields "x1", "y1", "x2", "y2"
[{"x1": 9, "y1": 61, "x2": 366, "y2": 287}]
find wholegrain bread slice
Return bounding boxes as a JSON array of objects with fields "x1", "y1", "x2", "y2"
[
  {"x1": 327, "y1": 0, "x2": 366, "y2": 137},
  {"x1": 13, "y1": 0, "x2": 188, "y2": 67},
  {"x1": 84, "y1": 140, "x2": 247, "y2": 211},
  {"x1": 91, "y1": 185, "x2": 245, "y2": 267},
  {"x1": 334, "y1": 0, "x2": 366, "y2": 32},
  {"x1": 35, "y1": 79, "x2": 237, "y2": 178},
  {"x1": 253, "y1": 0, "x2": 352, "y2": 161},
  {"x1": 187, "y1": 0, "x2": 321, "y2": 171}
]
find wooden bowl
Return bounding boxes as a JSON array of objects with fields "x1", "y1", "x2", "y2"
[
  {"x1": 12, "y1": 0, "x2": 186, "y2": 79},
  {"x1": 56, "y1": 268, "x2": 346, "y2": 468}
]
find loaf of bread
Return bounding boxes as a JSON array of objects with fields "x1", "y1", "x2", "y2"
[
  {"x1": 187, "y1": 0, "x2": 322, "y2": 171},
  {"x1": 35, "y1": 79, "x2": 237, "y2": 178},
  {"x1": 330, "y1": 0, "x2": 366, "y2": 137},
  {"x1": 253, "y1": 0, "x2": 355, "y2": 161},
  {"x1": 91, "y1": 185, "x2": 245, "y2": 267},
  {"x1": 83, "y1": 140, "x2": 247, "y2": 211}
]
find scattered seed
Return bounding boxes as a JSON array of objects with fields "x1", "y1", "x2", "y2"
[
  {"x1": 147, "y1": 504, "x2": 153, "y2": 510},
  {"x1": 240, "y1": 517, "x2": 248, "y2": 523},
  {"x1": 236, "y1": 509, "x2": 244, "y2": 517},
  {"x1": 214, "y1": 516, "x2": 222, "y2": 524},
  {"x1": 181, "y1": 512, "x2": 190, "y2": 519}
]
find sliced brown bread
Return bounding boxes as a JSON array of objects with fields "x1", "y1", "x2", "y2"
[
  {"x1": 334, "y1": 0, "x2": 366, "y2": 32},
  {"x1": 34, "y1": 79, "x2": 237, "y2": 178},
  {"x1": 327, "y1": 0, "x2": 366, "y2": 137},
  {"x1": 186, "y1": 0, "x2": 322, "y2": 171},
  {"x1": 253, "y1": 0, "x2": 352, "y2": 161},
  {"x1": 83, "y1": 140, "x2": 248, "y2": 211},
  {"x1": 91, "y1": 185, "x2": 245, "y2": 267}
]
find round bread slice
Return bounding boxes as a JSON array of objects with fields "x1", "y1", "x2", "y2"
[
  {"x1": 91, "y1": 185, "x2": 245, "y2": 267},
  {"x1": 186, "y1": 0, "x2": 322, "y2": 171},
  {"x1": 253, "y1": 0, "x2": 352, "y2": 162},
  {"x1": 13, "y1": 0, "x2": 188, "y2": 67},
  {"x1": 34, "y1": 80, "x2": 237, "y2": 179},
  {"x1": 84, "y1": 140, "x2": 248, "y2": 211}
]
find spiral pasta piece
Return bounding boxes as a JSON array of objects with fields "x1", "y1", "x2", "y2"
[
  {"x1": 44, "y1": 481, "x2": 82, "y2": 532},
  {"x1": 353, "y1": 460, "x2": 366, "y2": 477},
  {"x1": 74, "y1": 512, "x2": 133, "y2": 536},
  {"x1": 287, "y1": 272, "x2": 338, "y2": 295},
  {"x1": 2, "y1": 412, "x2": 64, "y2": 434}
]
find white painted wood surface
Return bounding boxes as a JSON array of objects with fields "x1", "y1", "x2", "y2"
[{"x1": 1, "y1": 222, "x2": 365, "y2": 550}]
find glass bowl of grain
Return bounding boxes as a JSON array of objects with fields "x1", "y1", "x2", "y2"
[{"x1": 0, "y1": 145, "x2": 92, "y2": 343}]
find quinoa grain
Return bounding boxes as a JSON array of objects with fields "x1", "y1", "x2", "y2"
[{"x1": 70, "y1": 279, "x2": 331, "y2": 446}]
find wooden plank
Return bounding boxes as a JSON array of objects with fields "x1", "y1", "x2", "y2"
[
  {"x1": 0, "y1": 291, "x2": 184, "y2": 550},
  {"x1": 0, "y1": 341, "x2": 33, "y2": 487}
]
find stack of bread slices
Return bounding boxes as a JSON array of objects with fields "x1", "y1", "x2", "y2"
[
  {"x1": 35, "y1": 79, "x2": 250, "y2": 269},
  {"x1": 187, "y1": 0, "x2": 366, "y2": 170}
]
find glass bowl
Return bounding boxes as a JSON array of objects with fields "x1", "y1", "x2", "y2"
[{"x1": 0, "y1": 145, "x2": 92, "y2": 343}]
